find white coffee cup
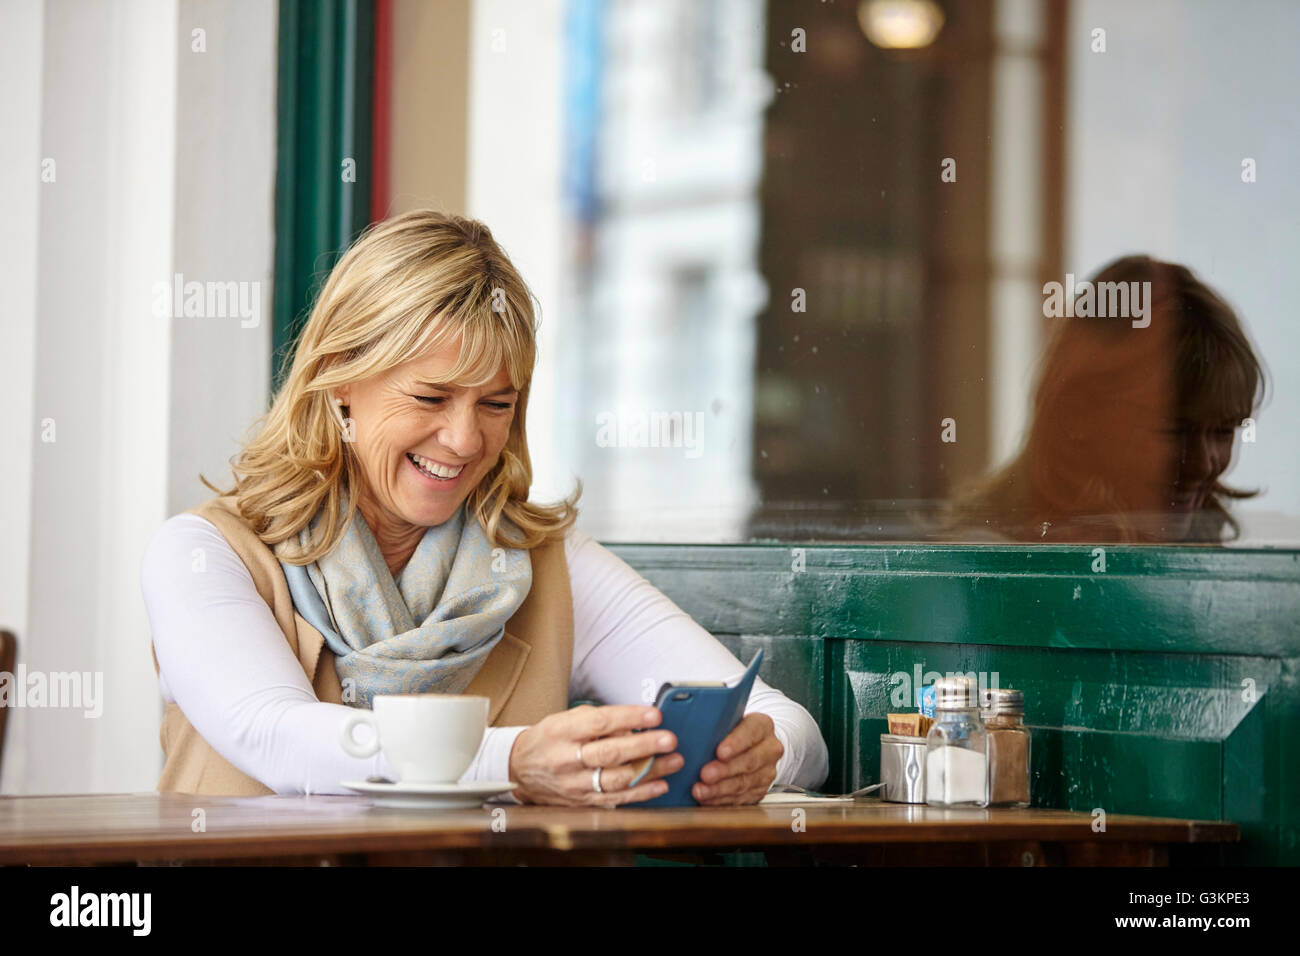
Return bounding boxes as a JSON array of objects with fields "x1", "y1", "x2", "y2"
[{"x1": 339, "y1": 694, "x2": 489, "y2": 784}]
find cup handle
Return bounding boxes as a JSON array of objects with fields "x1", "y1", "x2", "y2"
[{"x1": 340, "y1": 712, "x2": 381, "y2": 759}]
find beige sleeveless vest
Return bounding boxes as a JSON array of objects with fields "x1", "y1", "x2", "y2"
[{"x1": 151, "y1": 495, "x2": 574, "y2": 795}]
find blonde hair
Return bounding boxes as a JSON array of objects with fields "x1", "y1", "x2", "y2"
[{"x1": 202, "y1": 210, "x2": 580, "y2": 563}]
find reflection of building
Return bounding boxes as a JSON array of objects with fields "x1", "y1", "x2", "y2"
[
  {"x1": 747, "y1": 0, "x2": 1064, "y2": 540},
  {"x1": 563, "y1": 0, "x2": 770, "y2": 541}
]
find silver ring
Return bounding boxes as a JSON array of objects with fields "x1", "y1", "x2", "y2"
[{"x1": 592, "y1": 767, "x2": 603, "y2": 793}]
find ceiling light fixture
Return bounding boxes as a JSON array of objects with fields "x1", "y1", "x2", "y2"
[{"x1": 858, "y1": 0, "x2": 946, "y2": 49}]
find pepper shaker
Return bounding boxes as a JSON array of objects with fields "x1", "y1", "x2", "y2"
[{"x1": 982, "y1": 687, "x2": 1031, "y2": 808}]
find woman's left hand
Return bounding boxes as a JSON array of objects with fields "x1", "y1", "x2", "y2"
[{"x1": 692, "y1": 713, "x2": 783, "y2": 805}]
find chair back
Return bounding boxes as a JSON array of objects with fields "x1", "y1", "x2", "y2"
[{"x1": 0, "y1": 630, "x2": 15, "y2": 785}]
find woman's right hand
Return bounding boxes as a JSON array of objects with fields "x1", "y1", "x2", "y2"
[{"x1": 507, "y1": 705, "x2": 683, "y2": 807}]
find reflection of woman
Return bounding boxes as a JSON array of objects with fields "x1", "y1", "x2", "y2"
[
  {"x1": 949, "y1": 255, "x2": 1266, "y2": 543},
  {"x1": 142, "y1": 210, "x2": 827, "y2": 804}
]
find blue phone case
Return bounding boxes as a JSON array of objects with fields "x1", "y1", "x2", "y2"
[{"x1": 633, "y1": 650, "x2": 764, "y2": 808}]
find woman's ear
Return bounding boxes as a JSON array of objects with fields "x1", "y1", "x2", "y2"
[{"x1": 333, "y1": 386, "x2": 350, "y2": 406}]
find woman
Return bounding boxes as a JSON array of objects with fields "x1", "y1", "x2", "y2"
[
  {"x1": 946, "y1": 255, "x2": 1266, "y2": 543},
  {"x1": 141, "y1": 210, "x2": 828, "y2": 806}
]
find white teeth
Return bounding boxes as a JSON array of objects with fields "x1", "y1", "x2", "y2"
[{"x1": 410, "y1": 454, "x2": 464, "y2": 480}]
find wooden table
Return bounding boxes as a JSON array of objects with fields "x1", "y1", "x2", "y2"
[{"x1": 0, "y1": 792, "x2": 1238, "y2": 866}]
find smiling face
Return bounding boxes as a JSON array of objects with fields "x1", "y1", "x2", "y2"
[
  {"x1": 1168, "y1": 423, "x2": 1236, "y2": 512},
  {"x1": 1155, "y1": 412, "x2": 1238, "y2": 540},
  {"x1": 334, "y1": 337, "x2": 519, "y2": 542}
]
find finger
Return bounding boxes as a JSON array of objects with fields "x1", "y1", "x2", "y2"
[
  {"x1": 558, "y1": 751, "x2": 666, "y2": 802},
  {"x1": 699, "y1": 747, "x2": 765, "y2": 784},
  {"x1": 559, "y1": 751, "x2": 683, "y2": 806},
  {"x1": 700, "y1": 783, "x2": 768, "y2": 806},
  {"x1": 561, "y1": 704, "x2": 662, "y2": 743},
  {"x1": 574, "y1": 773, "x2": 671, "y2": 808},
  {"x1": 577, "y1": 729, "x2": 677, "y2": 769},
  {"x1": 715, "y1": 714, "x2": 766, "y2": 760},
  {"x1": 695, "y1": 768, "x2": 774, "y2": 804},
  {"x1": 702, "y1": 770, "x2": 759, "y2": 806},
  {"x1": 640, "y1": 752, "x2": 684, "y2": 782},
  {"x1": 607, "y1": 751, "x2": 683, "y2": 790},
  {"x1": 699, "y1": 734, "x2": 782, "y2": 783},
  {"x1": 696, "y1": 767, "x2": 755, "y2": 800},
  {"x1": 715, "y1": 713, "x2": 773, "y2": 761}
]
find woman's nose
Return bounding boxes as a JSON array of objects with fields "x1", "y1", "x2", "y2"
[
  {"x1": 436, "y1": 403, "x2": 483, "y2": 459},
  {"x1": 1180, "y1": 428, "x2": 1225, "y2": 481}
]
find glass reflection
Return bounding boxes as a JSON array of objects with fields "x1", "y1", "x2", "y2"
[
  {"x1": 946, "y1": 256, "x2": 1266, "y2": 543},
  {"x1": 428, "y1": 0, "x2": 1297, "y2": 547}
]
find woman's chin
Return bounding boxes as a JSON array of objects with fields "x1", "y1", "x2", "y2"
[
  {"x1": 398, "y1": 484, "x2": 472, "y2": 527},
  {"x1": 1158, "y1": 512, "x2": 1195, "y2": 541}
]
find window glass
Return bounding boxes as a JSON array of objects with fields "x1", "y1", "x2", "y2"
[{"x1": 465, "y1": 0, "x2": 1299, "y2": 546}]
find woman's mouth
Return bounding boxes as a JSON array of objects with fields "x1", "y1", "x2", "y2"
[
  {"x1": 1168, "y1": 485, "x2": 1205, "y2": 511},
  {"x1": 406, "y1": 452, "x2": 466, "y2": 486}
]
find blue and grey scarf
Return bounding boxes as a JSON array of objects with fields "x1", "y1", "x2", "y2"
[{"x1": 277, "y1": 496, "x2": 532, "y2": 709}]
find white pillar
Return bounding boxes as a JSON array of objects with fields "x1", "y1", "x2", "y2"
[
  {"x1": 0, "y1": 0, "x2": 277, "y2": 794},
  {"x1": 0, "y1": 0, "x2": 46, "y2": 790}
]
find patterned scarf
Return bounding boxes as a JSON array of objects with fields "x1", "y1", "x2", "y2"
[{"x1": 277, "y1": 495, "x2": 532, "y2": 709}]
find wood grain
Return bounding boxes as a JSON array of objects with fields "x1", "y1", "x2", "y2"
[{"x1": 0, "y1": 793, "x2": 1237, "y2": 866}]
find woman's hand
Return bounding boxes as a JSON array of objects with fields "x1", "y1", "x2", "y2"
[
  {"x1": 508, "y1": 705, "x2": 684, "y2": 807},
  {"x1": 691, "y1": 713, "x2": 783, "y2": 805}
]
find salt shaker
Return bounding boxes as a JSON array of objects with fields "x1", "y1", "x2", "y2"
[
  {"x1": 982, "y1": 687, "x2": 1031, "y2": 808},
  {"x1": 924, "y1": 676, "x2": 988, "y2": 808}
]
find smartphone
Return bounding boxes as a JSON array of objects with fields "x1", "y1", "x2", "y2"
[{"x1": 628, "y1": 650, "x2": 764, "y2": 808}]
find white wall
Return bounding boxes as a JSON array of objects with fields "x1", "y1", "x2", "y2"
[
  {"x1": 0, "y1": 0, "x2": 277, "y2": 795},
  {"x1": 170, "y1": 0, "x2": 278, "y2": 515},
  {"x1": 466, "y1": 0, "x2": 571, "y2": 505},
  {"x1": 0, "y1": 2, "x2": 45, "y2": 778},
  {"x1": 1067, "y1": 0, "x2": 1300, "y2": 538}
]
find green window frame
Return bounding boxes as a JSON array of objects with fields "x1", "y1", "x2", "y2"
[{"x1": 272, "y1": 0, "x2": 375, "y2": 390}]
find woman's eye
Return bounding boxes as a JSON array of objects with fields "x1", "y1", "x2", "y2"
[{"x1": 414, "y1": 395, "x2": 512, "y2": 410}]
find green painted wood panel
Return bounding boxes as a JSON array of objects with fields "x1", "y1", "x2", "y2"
[
  {"x1": 827, "y1": 641, "x2": 1260, "y2": 814},
  {"x1": 608, "y1": 543, "x2": 1299, "y2": 656},
  {"x1": 610, "y1": 542, "x2": 1300, "y2": 864}
]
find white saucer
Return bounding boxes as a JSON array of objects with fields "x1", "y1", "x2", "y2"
[{"x1": 342, "y1": 779, "x2": 516, "y2": 809}]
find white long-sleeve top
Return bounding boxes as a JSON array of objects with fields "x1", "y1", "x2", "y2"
[{"x1": 140, "y1": 514, "x2": 829, "y2": 800}]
